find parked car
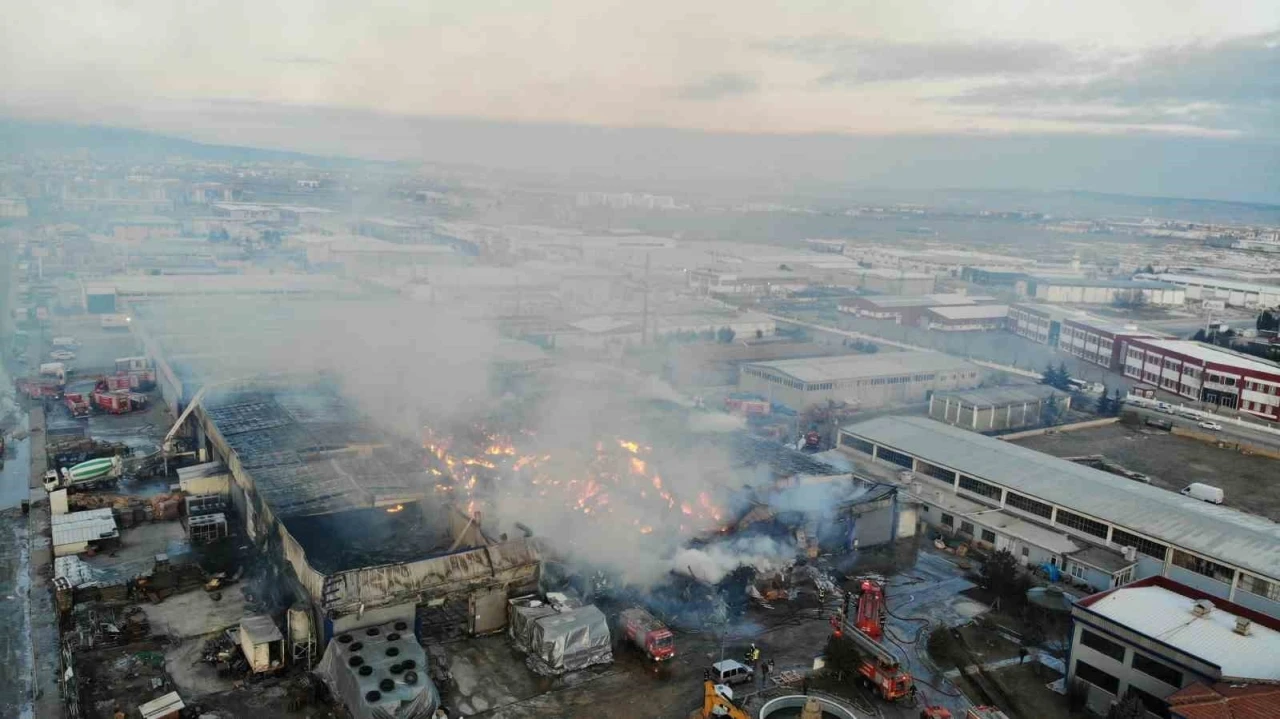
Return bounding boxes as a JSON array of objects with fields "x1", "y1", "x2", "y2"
[
  {"x1": 49, "y1": 350, "x2": 76, "y2": 361},
  {"x1": 1198, "y1": 421, "x2": 1222, "y2": 431},
  {"x1": 1155, "y1": 402, "x2": 1174, "y2": 414},
  {"x1": 709, "y1": 659, "x2": 754, "y2": 686},
  {"x1": 1180, "y1": 483, "x2": 1225, "y2": 504}
]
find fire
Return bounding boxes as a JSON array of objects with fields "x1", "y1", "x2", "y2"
[
  {"x1": 386, "y1": 504, "x2": 405, "y2": 513},
  {"x1": 423, "y1": 425, "x2": 729, "y2": 539}
]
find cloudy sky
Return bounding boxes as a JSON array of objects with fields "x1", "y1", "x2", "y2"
[{"x1": 2, "y1": 1, "x2": 1278, "y2": 199}]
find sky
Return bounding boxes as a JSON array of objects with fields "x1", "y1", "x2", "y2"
[{"x1": 2, "y1": 1, "x2": 1279, "y2": 200}]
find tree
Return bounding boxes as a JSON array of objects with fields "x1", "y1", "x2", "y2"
[
  {"x1": 1041, "y1": 363, "x2": 1060, "y2": 387},
  {"x1": 1040, "y1": 393, "x2": 1064, "y2": 426},
  {"x1": 822, "y1": 633, "x2": 862, "y2": 681},
  {"x1": 1108, "y1": 692, "x2": 1148, "y2": 719},
  {"x1": 716, "y1": 326, "x2": 736, "y2": 343},
  {"x1": 755, "y1": 329, "x2": 764, "y2": 339},
  {"x1": 1192, "y1": 329, "x2": 1208, "y2": 342},
  {"x1": 1096, "y1": 386, "x2": 1113, "y2": 415},
  {"x1": 1258, "y1": 310, "x2": 1279, "y2": 333},
  {"x1": 1111, "y1": 387, "x2": 1125, "y2": 416},
  {"x1": 1057, "y1": 362, "x2": 1073, "y2": 389},
  {"x1": 1141, "y1": 264, "x2": 1155, "y2": 275},
  {"x1": 980, "y1": 549, "x2": 1027, "y2": 606}
]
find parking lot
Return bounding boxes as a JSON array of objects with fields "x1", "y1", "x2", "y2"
[{"x1": 1014, "y1": 422, "x2": 1280, "y2": 521}]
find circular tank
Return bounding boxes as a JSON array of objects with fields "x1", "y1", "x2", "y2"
[{"x1": 758, "y1": 694, "x2": 862, "y2": 719}]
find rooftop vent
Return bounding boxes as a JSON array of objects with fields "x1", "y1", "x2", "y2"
[
  {"x1": 1191, "y1": 599, "x2": 1215, "y2": 618},
  {"x1": 1234, "y1": 617, "x2": 1252, "y2": 636}
]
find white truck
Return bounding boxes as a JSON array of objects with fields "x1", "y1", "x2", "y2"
[
  {"x1": 100, "y1": 314, "x2": 132, "y2": 330},
  {"x1": 1180, "y1": 482, "x2": 1225, "y2": 504},
  {"x1": 43, "y1": 456, "x2": 124, "y2": 492},
  {"x1": 39, "y1": 362, "x2": 67, "y2": 382},
  {"x1": 51, "y1": 336, "x2": 79, "y2": 348}
]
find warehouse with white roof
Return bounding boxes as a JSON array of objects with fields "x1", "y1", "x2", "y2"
[
  {"x1": 739, "y1": 352, "x2": 984, "y2": 410},
  {"x1": 837, "y1": 416, "x2": 1280, "y2": 617},
  {"x1": 1069, "y1": 576, "x2": 1280, "y2": 715}
]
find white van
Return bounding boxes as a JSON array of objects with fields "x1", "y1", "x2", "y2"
[{"x1": 1180, "y1": 483, "x2": 1224, "y2": 504}]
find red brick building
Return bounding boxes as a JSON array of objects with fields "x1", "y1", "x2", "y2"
[
  {"x1": 1121, "y1": 339, "x2": 1280, "y2": 421},
  {"x1": 1059, "y1": 317, "x2": 1161, "y2": 371}
]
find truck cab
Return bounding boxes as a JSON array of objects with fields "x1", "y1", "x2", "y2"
[
  {"x1": 646, "y1": 629, "x2": 675, "y2": 661},
  {"x1": 42, "y1": 468, "x2": 65, "y2": 492}
]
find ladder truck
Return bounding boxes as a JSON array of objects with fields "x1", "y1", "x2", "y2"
[{"x1": 840, "y1": 578, "x2": 914, "y2": 702}]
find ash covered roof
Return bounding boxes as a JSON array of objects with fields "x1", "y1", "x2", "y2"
[{"x1": 204, "y1": 388, "x2": 429, "y2": 518}]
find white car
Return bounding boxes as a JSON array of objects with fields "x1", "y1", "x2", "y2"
[
  {"x1": 49, "y1": 350, "x2": 76, "y2": 361},
  {"x1": 1198, "y1": 421, "x2": 1222, "y2": 431}
]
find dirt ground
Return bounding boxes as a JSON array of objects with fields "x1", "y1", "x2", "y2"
[
  {"x1": 986, "y1": 663, "x2": 1085, "y2": 719},
  {"x1": 1013, "y1": 423, "x2": 1280, "y2": 521}
]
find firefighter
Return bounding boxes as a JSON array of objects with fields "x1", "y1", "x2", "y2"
[{"x1": 744, "y1": 643, "x2": 760, "y2": 666}]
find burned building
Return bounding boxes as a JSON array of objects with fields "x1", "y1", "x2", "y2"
[{"x1": 180, "y1": 386, "x2": 542, "y2": 644}]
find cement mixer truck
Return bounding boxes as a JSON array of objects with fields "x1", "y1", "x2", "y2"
[{"x1": 42, "y1": 456, "x2": 123, "y2": 492}]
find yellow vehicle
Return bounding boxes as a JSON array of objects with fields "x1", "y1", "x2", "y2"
[{"x1": 696, "y1": 680, "x2": 750, "y2": 719}]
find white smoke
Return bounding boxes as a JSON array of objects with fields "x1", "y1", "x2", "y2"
[{"x1": 671, "y1": 535, "x2": 798, "y2": 585}]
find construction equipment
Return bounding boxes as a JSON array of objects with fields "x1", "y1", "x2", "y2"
[
  {"x1": 619, "y1": 607, "x2": 676, "y2": 662},
  {"x1": 42, "y1": 456, "x2": 124, "y2": 492},
  {"x1": 841, "y1": 578, "x2": 914, "y2": 702},
  {"x1": 697, "y1": 680, "x2": 749, "y2": 719}
]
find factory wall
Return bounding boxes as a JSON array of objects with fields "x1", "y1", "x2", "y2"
[{"x1": 739, "y1": 367, "x2": 983, "y2": 412}]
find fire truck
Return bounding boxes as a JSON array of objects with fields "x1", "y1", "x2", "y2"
[
  {"x1": 618, "y1": 608, "x2": 676, "y2": 662},
  {"x1": 832, "y1": 578, "x2": 913, "y2": 702}
]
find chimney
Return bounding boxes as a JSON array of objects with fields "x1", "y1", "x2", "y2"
[
  {"x1": 1191, "y1": 599, "x2": 1215, "y2": 618},
  {"x1": 1234, "y1": 617, "x2": 1252, "y2": 636}
]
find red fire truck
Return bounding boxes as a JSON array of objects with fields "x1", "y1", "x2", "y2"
[{"x1": 619, "y1": 608, "x2": 676, "y2": 662}]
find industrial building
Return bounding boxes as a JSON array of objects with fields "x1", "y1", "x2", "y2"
[
  {"x1": 1018, "y1": 277, "x2": 1185, "y2": 306},
  {"x1": 1068, "y1": 576, "x2": 1280, "y2": 716},
  {"x1": 662, "y1": 341, "x2": 853, "y2": 387},
  {"x1": 689, "y1": 264, "x2": 935, "y2": 297},
  {"x1": 837, "y1": 416, "x2": 1280, "y2": 617},
  {"x1": 1120, "y1": 339, "x2": 1280, "y2": 420},
  {"x1": 1148, "y1": 273, "x2": 1280, "y2": 309},
  {"x1": 836, "y1": 293, "x2": 999, "y2": 325},
  {"x1": 739, "y1": 352, "x2": 984, "y2": 411},
  {"x1": 922, "y1": 304, "x2": 1009, "y2": 332},
  {"x1": 928, "y1": 385, "x2": 1068, "y2": 432},
  {"x1": 190, "y1": 385, "x2": 543, "y2": 643},
  {"x1": 1008, "y1": 303, "x2": 1081, "y2": 345},
  {"x1": 1058, "y1": 317, "x2": 1162, "y2": 371}
]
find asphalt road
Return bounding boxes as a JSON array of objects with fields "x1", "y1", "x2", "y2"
[{"x1": 1124, "y1": 403, "x2": 1280, "y2": 454}]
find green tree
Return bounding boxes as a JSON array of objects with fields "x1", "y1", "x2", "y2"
[
  {"x1": 980, "y1": 549, "x2": 1027, "y2": 606},
  {"x1": 822, "y1": 633, "x2": 863, "y2": 682},
  {"x1": 1040, "y1": 393, "x2": 1063, "y2": 426},
  {"x1": 1111, "y1": 387, "x2": 1125, "y2": 416},
  {"x1": 1257, "y1": 310, "x2": 1279, "y2": 332},
  {"x1": 716, "y1": 326, "x2": 736, "y2": 343},
  {"x1": 1041, "y1": 363, "x2": 1060, "y2": 387},
  {"x1": 1108, "y1": 692, "x2": 1148, "y2": 719},
  {"x1": 1096, "y1": 386, "x2": 1113, "y2": 415},
  {"x1": 1057, "y1": 362, "x2": 1072, "y2": 389}
]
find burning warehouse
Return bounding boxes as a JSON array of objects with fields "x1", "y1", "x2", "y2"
[{"x1": 182, "y1": 385, "x2": 544, "y2": 648}]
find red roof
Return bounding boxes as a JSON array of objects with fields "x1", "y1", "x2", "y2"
[{"x1": 1170, "y1": 682, "x2": 1280, "y2": 719}]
